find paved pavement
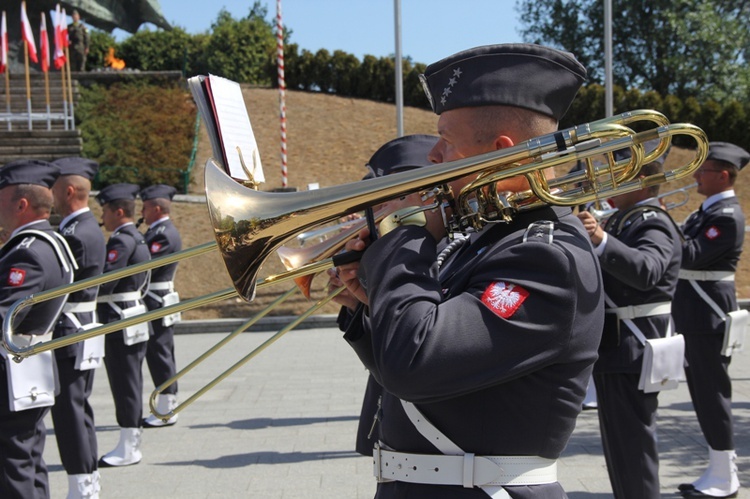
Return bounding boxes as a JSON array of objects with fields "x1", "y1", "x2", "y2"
[{"x1": 42, "y1": 324, "x2": 750, "y2": 498}]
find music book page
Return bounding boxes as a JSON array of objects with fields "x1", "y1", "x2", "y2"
[{"x1": 187, "y1": 74, "x2": 265, "y2": 184}]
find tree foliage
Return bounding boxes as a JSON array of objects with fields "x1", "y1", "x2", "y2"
[{"x1": 516, "y1": 0, "x2": 750, "y2": 100}]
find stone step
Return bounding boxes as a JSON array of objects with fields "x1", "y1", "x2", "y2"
[
  {"x1": 0, "y1": 136, "x2": 81, "y2": 146},
  {"x1": 0, "y1": 144, "x2": 82, "y2": 155}
]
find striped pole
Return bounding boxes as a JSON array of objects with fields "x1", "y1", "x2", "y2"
[{"x1": 276, "y1": 0, "x2": 288, "y2": 188}]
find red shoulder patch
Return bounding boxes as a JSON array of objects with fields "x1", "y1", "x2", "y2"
[
  {"x1": 150, "y1": 242, "x2": 162, "y2": 254},
  {"x1": 704, "y1": 226, "x2": 721, "y2": 240},
  {"x1": 107, "y1": 250, "x2": 118, "y2": 262},
  {"x1": 481, "y1": 281, "x2": 529, "y2": 319},
  {"x1": 7, "y1": 268, "x2": 26, "y2": 286}
]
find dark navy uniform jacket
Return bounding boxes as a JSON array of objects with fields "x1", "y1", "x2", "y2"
[
  {"x1": 54, "y1": 209, "x2": 107, "y2": 358},
  {"x1": 346, "y1": 206, "x2": 603, "y2": 498},
  {"x1": 97, "y1": 223, "x2": 150, "y2": 325},
  {"x1": 0, "y1": 221, "x2": 74, "y2": 336},
  {"x1": 143, "y1": 218, "x2": 182, "y2": 307},
  {"x1": 673, "y1": 195, "x2": 745, "y2": 335},
  {"x1": 595, "y1": 200, "x2": 682, "y2": 373}
]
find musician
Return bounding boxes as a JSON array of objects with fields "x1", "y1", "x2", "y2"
[
  {"x1": 95, "y1": 183, "x2": 151, "y2": 467},
  {"x1": 139, "y1": 184, "x2": 183, "y2": 428},
  {"x1": 336, "y1": 44, "x2": 604, "y2": 498},
  {"x1": 577, "y1": 155, "x2": 682, "y2": 499},
  {"x1": 0, "y1": 160, "x2": 76, "y2": 498},
  {"x1": 329, "y1": 134, "x2": 439, "y2": 456},
  {"x1": 50, "y1": 157, "x2": 107, "y2": 498},
  {"x1": 673, "y1": 142, "x2": 749, "y2": 498}
]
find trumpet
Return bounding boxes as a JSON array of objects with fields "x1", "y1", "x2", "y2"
[{"x1": 2, "y1": 109, "x2": 707, "y2": 361}]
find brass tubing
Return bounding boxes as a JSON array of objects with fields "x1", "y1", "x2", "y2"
[
  {"x1": 149, "y1": 286, "x2": 299, "y2": 419},
  {"x1": 149, "y1": 286, "x2": 345, "y2": 421}
]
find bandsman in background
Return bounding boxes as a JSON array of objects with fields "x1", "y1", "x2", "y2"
[
  {"x1": 95, "y1": 184, "x2": 151, "y2": 468},
  {"x1": 328, "y1": 134, "x2": 439, "y2": 456},
  {"x1": 674, "y1": 142, "x2": 749, "y2": 499},
  {"x1": 0, "y1": 160, "x2": 76, "y2": 498},
  {"x1": 139, "y1": 184, "x2": 183, "y2": 428},
  {"x1": 577, "y1": 153, "x2": 682, "y2": 499},
  {"x1": 50, "y1": 157, "x2": 107, "y2": 498}
]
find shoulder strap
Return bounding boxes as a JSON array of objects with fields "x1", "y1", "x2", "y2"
[
  {"x1": 17, "y1": 229, "x2": 78, "y2": 276},
  {"x1": 610, "y1": 205, "x2": 684, "y2": 242}
]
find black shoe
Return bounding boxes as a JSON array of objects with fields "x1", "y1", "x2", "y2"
[
  {"x1": 681, "y1": 488, "x2": 738, "y2": 498},
  {"x1": 678, "y1": 483, "x2": 696, "y2": 492}
]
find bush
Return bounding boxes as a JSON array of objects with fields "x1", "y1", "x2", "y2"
[
  {"x1": 77, "y1": 83, "x2": 197, "y2": 191},
  {"x1": 87, "y1": 30, "x2": 117, "y2": 71}
]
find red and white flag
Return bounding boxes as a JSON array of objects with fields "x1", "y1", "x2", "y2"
[
  {"x1": 53, "y1": 4, "x2": 66, "y2": 69},
  {"x1": 20, "y1": 1, "x2": 38, "y2": 63},
  {"x1": 61, "y1": 7, "x2": 69, "y2": 48},
  {"x1": 0, "y1": 11, "x2": 8, "y2": 74},
  {"x1": 40, "y1": 13, "x2": 50, "y2": 72}
]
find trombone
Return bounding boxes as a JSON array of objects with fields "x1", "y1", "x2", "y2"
[{"x1": 2, "y1": 109, "x2": 707, "y2": 361}]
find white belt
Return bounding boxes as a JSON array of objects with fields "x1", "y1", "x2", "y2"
[
  {"x1": 63, "y1": 301, "x2": 98, "y2": 313},
  {"x1": 605, "y1": 301, "x2": 671, "y2": 320},
  {"x1": 679, "y1": 269, "x2": 735, "y2": 282},
  {"x1": 374, "y1": 444, "x2": 557, "y2": 488},
  {"x1": 97, "y1": 292, "x2": 143, "y2": 303},
  {"x1": 148, "y1": 282, "x2": 174, "y2": 291}
]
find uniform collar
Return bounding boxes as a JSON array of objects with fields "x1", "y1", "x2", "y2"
[
  {"x1": 702, "y1": 189, "x2": 735, "y2": 211},
  {"x1": 59, "y1": 207, "x2": 91, "y2": 231},
  {"x1": 113, "y1": 221, "x2": 135, "y2": 233},
  {"x1": 10, "y1": 219, "x2": 47, "y2": 239},
  {"x1": 149, "y1": 216, "x2": 170, "y2": 229}
]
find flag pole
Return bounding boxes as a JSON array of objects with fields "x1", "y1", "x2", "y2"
[
  {"x1": 23, "y1": 38, "x2": 31, "y2": 130},
  {"x1": 276, "y1": 0, "x2": 287, "y2": 189},
  {"x1": 60, "y1": 60, "x2": 68, "y2": 130},
  {"x1": 4, "y1": 68, "x2": 9, "y2": 131},
  {"x1": 41, "y1": 13, "x2": 51, "y2": 130},
  {"x1": 65, "y1": 45, "x2": 74, "y2": 129}
]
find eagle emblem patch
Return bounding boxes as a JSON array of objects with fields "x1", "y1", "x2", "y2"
[
  {"x1": 107, "y1": 250, "x2": 118, "y2": 262},
  {"x1": 481, "y1": 281, "x2": 529, "y2": 319},
  {"x1": 8, "y1": 268, "x2": 26, "y2": 286},
  {"x1": 705, "y1": 226, "x2": 721, "y2": 240},
  {"x1": 150, "y1": 242, "x2": 162, "y2": 254}
]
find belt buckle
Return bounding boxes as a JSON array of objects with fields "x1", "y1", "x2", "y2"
[{"x1": 373, "y1": 442, "x2": 393, "y2": 483}]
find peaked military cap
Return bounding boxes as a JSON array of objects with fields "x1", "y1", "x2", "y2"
[
  {"x1": 706, "y1": 142, "x2": 750, "y2": 170},
  {"x1": 0, "y1": 159, "x2": 60, "y2": 189},
  {"x1": 52, "y1": 157, "x2": 99, "y2": 180},
  {"x1": 139, "y1": 184, "x2": 177, "y2": 201},
  {"x1": 366, "y1": 135, "x2": 439, "y2": 178},
  {"x1": 96, "y1": 183, "x2": 140, "y2": 205},
  {"x1": 420, "y1": 43, "x2": 586, "y2": 120}
]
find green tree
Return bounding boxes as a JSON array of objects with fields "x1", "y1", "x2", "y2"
[
  {"x1": 201, "y1": 4, "x2": 276, "y2": 84},
  {"x1": 517, "y1": 0, "x2": 750, "y2": 100},
  {"x1": 118, "y1": 27, "x2": 197, "y2": 74}
]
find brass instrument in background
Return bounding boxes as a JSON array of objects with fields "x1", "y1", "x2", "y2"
[
  {"x1": 658, "y1": 182, "x2": 697, "y2": 211},
  {"x1": 2, "y1": 110, "x2": 707, "y2": 365}
]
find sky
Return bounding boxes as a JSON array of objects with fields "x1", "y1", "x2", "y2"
[{"x1": 116, "y1": 0, "x2": 525, "y2": 66}]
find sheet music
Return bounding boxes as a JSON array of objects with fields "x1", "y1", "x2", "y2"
[{"x1": 187, "y1": 74, "x2": 265, "y2": 184}]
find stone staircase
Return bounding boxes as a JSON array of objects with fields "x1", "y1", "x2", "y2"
[{"x1": 0, "y1": 71, "x2": 82, "y2": 165}]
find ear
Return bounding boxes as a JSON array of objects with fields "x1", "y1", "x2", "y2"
[
  {"x1": 494, "y1": 135, "x2": 514, "y2": 150},
  {"x1": 16, "y1": 197, "x2": 29, "y2": 213}
]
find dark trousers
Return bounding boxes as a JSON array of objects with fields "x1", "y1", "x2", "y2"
[
  {"x1": 684, "y1": 333, "x2": 734, "y2": 450},
  {"x1": 50, "y1": 356, "x2": 98, "y2": 474},
  {"x1": 146, "y1": 319, "x2": 177, "y2": 394},
  {"x1": 0, "y1": 362, "x2": 50, "y2": 499},
  {"x1": 103, "y1": 332, "x2": 147, "y2": 428},
  {"x1": 594, "y1": 372, "x2": 660, "y2": 499}
]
